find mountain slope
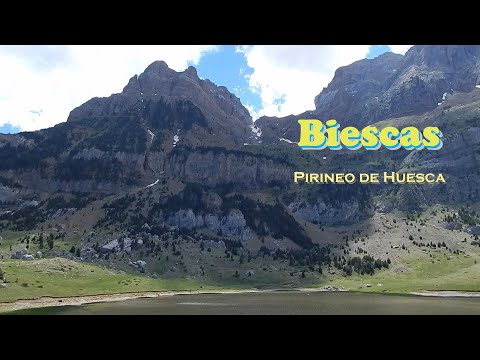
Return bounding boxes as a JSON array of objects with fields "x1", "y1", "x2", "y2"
[
  {"x1": 1, "y1": 48, "x2": 480, "y2": 294},
  {"x1": 0, "y1": 62, "x2": 286, "y2": 195}
]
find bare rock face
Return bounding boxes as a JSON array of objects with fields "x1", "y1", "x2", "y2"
[
  {"x1": 442, "y1": 221, "x2": 463, "y2": 231},
  {"x1": 314, "y1": 52, "x2": 404, "y2": 125},
  {"x1": 167, "y1": 209, "x2": 198, "y2": 230},
  {"x1": 67, "y1": 61, "x2": 252, "y2": 144},
  {"x1": 399, "y1": 126, "x2": 480, "y2": 204},
  {"x1": 166, "y1": 208, "x2": 252, "y2": 241},
  {"x1": 11, "y1": 249, "x2": 27, "y2": 259},
  {"x1": 164, "y1": 150, "x2": 292, "y2": 187},
  {"x1": 129, "y1": 260, "x2": 147, "y2": 273},
  {"x1": 124, "y1": 62, "x2": 252, "y2": 125},
  {"x1": 288, "y1": 199, "x2": 374, "y2": 226},
  {"x1": 468, "y1": 226, "x2": 480, "y2": 236}
]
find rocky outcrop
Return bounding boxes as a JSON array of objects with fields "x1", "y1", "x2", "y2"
[
  {"x1": 441, "y1": 221, "x2": 463, "y2": 231},
  {"x1": 167, "y1": 208, "x2": 252, "y2": 241},
  {"x1": 10, "y1": 250, "x2": 26, "y2": 259},
  {"x1": 167, "y1": 209, "x2": 202, "y2": 230},
  {"x1": 288, "y1": 199, "x2": 374, "y2": 226},
  {"x1": 375, "y1": 197, "x2": 396, "y2": 214},
  {"x1": 100, "y1": 237, "x2": 133, "y2": 254},
  {"x1": 467, "y1": 226, "x2": 480, "y2": 236},
  {"x1": 129, "y1": 260, "x2": 147, "y2": 273},
  {"x1": 80, "y1": 247, "x2": 99, "y2": 260},
  {"x1": 11, "y1": 250, "x2": 35, "y2": 260},
  {"x1": 203, "y1": 239, "x2": 226, "y2": 249}
]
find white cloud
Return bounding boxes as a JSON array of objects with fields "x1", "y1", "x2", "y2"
[
  {"x1": 237, "y1": 45, "x2": 371, "y2": 119},
  {"x1": 0, "y1": 45, "x2": 218, "y2": 131},
  {"x1": 388, "y1": 45, "x2": 413, "y2": 55}
]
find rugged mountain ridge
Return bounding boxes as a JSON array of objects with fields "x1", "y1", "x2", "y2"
[
  {"x1": 258, "y1": 46, "x2": 480, "y2": 143},
  {"x1": 68, "y1": 60, "x2": 252, "y2": 131},
  {"x1": 314, "y1": 45, "x2": 480, "y2": 126},
  {"x1": 0, "y1": 62, "x2": 277, "y2": 195},
  {"x1": 2, "y1": 47, "x2": 480, "y2": 290},
  {"x1": 1, "y1": 46, "x2": 480, "y2": 250}
]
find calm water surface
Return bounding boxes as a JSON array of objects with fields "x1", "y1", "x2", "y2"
[{"x1": 13, "y1": 291, "x2": 480, "y2": 315}]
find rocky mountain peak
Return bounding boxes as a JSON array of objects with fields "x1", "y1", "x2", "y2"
[
  {"x1": 404, "y1": 45, "x2": 480, "y2": 70},
  {"x1": 313, "y1": 45, "x2": 480, "y2": 126},
  {"x1": 123, "y1": 61, "x2": 177, "y2": 94},
  {"x1": 144, "y1": 60, "x2": 171, "y2": 74},
  {"x1": 183, "y1": 65, "x2": 198, "y2": 78},
  {"x1": 68, "y1": 60, "x2": 252, "y2": 128},
  {"x1": 323, "y1": 52, "x2": 404, "y2": 93}
]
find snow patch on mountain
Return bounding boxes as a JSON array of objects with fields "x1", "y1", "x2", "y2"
[{"x1": 278, "y1": 137, "x2": 297, "y2": 144}]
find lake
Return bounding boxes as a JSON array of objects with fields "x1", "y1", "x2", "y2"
[{"x1": 10, "y1": 291, "x2": 480, "y2": 315}]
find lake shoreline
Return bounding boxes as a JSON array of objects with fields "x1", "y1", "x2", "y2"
[
  {"x1": 0, "y1": 289, "x2": 254, "y2": 313},
  {"x1": 410, "y1": 290, "x2": 480, "y2": 298},
  {"x1": 1, "y1": 288, "x2": 480, "y2": 313},
  {"x1": 0, "y1": 288, "x2": 327, "y2": 313}
]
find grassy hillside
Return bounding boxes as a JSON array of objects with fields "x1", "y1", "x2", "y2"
[
  {"x1": 0, "y1": 258, "x2": 204, "y2": 304},
  {"x1": 329, "y1": 254, "x2": 480, "y2": 293}
]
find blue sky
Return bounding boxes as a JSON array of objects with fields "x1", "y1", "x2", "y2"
[
  {"x1": 367, "y1": 45, "x2": 392, "y2": 59},
  {"x1": 0, "y1": 123, "x2": 21, "y2": 134},
  {"x1": 195, "y1": 45, "x2": 262, "y2": 115},
  {"x1": 0, "y1": 45, "x2": 411, "y2": 133}
]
